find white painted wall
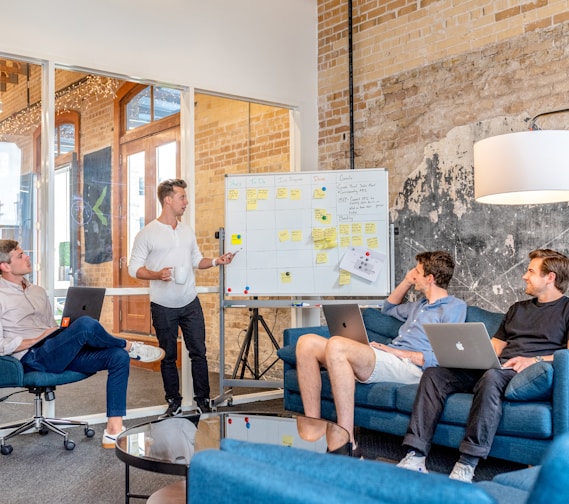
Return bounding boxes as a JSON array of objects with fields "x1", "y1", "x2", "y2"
[{"x1": 0, "y1": 0, "x2": 318, "y2": 170}]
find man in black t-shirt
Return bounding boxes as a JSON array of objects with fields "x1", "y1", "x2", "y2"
[{"x1": 397, "y1": 249, "x2": 569, "y2": 482}]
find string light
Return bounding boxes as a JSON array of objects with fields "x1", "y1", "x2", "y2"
[{"x1": 0, "y1": 75, "x2": 121, "y2": 138}]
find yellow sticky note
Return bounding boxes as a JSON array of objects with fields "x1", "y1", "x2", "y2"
[
  {"x1": 291, "y1": 230, "x2": 303, "y2": 241},
  {"x1": 258, "y1": 189, "x2": 269, "y2": 200},
  {"x1": 314, "y1": 208, "x2": 326, "y2": 221},
  {"x1": 228, "y1": 189, "x2": 239, "y2": 200},
  {"x1": 352, "y1": 223, "x2": 362, "y2": 234},
  {"x1": 247, "y1": 188, "x2": 258, "y2": 200},
  {"x1": 313, "y1": 240, "x2": 326, "y2": 250},
  {"x1": 352, "y1": 235, "x2": 363, "y2": 246},
  {"x1": 281, "y1": 271, "x2": 292, "y2": 283},
  {"x1": 313, "y1": 188, "x2": 326, "y2": 199},
  {"x1": 246, "y1": 199, "x2": 258, "y2": 211},
  {"x1": 339, "y1": 224, "x2": 350, "y2": 235},
  {"x1": 340, "y1": 236, "x2": 351, "y2": 247},
  {"x1": 312, "y1": 228, "x2": 324, "y2": 241},
  {"x1": 324, "y1": 240, "x2": 338, "y2": 249},
  {"x1": 365, "y1": 222, "x2": 376, "y2": 234},
  {"x1": 282, "y1": 435, "x2": 293, "y2": 447},
  {"x1": 316, "y1": 252, "x2": 328, "y2": 264},
  {"x1": 367, "y1": 237, "x2": 379, "y2": 249},
  {"x1": 279, "y1": 230, "x2": 291, "y2": 242},
  {"x1": 290, "y1": 189, "x2": 301, "y2": 200},
  {"x1": 324, "y1": 228, "x2": 337, "y2": 241},
  {"x1": 277, "y1": 187, "x2": 288, "y2": 199},
  {"x1": 231, "y1": 234, "x2": 243, "y2": 245},
  {"x1": 339, "y1": 270, "x2": 351, "y2": 285}
]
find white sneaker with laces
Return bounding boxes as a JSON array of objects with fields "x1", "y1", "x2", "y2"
[
  {"x1": 128, "y1": 342, "x2": 165, "y2": 363},
  {"x1": 102, "y1": 427, "x2": 125, "y2": 449},
  {"x1": 449, "y1": 462, "x2": 475, "y2": 483},
  {"x1": 396, "y1": 451, "x2": 428, "y2": 473}
]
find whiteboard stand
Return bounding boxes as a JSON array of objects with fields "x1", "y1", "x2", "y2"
[
  {"x1": 231, "y1": 299, "x2": 281, "y2": 380},
  {"x1": 212, "y1": 228, "x2": 284, "y2": 409}
]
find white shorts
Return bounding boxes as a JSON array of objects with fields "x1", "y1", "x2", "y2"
[{"x1": 357, "y1": 347, "x2": 423, "y2": 385}]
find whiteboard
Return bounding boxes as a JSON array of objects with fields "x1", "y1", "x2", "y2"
[{"x1": 224, "y1": 169, "x2": 390, "y2": 296}]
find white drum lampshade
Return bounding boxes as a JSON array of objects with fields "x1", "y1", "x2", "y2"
[{"x1": 474, "y1": 130, "x2": 569, "y2": 205}]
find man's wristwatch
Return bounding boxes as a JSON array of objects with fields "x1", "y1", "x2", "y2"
[{"x1": 535, "y1": 355, "x2": 544, "y2": 363}]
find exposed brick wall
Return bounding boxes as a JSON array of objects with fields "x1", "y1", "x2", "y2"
[
  {"x1": 318, "y1": 0, "x2": 569, "y2": 182},
  {"x1": 194, "y1": 94, "x2": 292, "y2": 377}
]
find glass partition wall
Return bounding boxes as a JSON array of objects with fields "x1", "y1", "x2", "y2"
[{"x1": 0, "y1": 54, "x2": 295, "y2": 418}]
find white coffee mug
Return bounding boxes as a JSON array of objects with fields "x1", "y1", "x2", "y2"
[{"x1": 173, "y1": 266, "x2": 189, "y2": 284}]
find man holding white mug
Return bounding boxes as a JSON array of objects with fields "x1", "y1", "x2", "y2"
[{"x1": 128, "y1": 179, "x2": 234, "y2": 417}]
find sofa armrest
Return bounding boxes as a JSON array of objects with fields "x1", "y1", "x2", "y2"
[
  {"x1": 194, "y1": 439, "x2": 496, "y2": 504},
  {"x1": 0, "y1": 355, "x2": 24, "y2": 388},
  {"x1": 189, "y1": 449, "x2": 374, "y2": 504},
  {"x1": 552, "y1": 349, "x2": 569, "y2": 436},
  {"x1": 282, "y1": 326, "x2": 329, "y2": 347}
]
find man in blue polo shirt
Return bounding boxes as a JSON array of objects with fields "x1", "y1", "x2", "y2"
[{"x1": 296, "y1": 251, "x2": 466, "y2": 457}]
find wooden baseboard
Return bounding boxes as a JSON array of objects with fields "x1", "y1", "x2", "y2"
[{"x1": 121, "y1": 334, "x2": 181, "y2": 372}]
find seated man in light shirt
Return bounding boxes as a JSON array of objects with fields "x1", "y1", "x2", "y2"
[{"x1": 0, "y1": 239, "x2": 165, "y2": 448}]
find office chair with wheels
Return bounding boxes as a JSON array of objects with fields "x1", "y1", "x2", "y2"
[{"x1": 0, "y1": 355, "x2": 96, "y2": 455}]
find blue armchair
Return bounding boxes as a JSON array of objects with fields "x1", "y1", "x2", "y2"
[
  {"x1": 189, "y1": 433, "x2": 569, "y2": 504},
  {"x1": 0, "y1": 354, "x2": 95, "y2": 455}
]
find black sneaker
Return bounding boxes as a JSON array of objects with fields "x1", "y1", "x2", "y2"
[
  {"x1": 158, "y1": 400, "x2": 182, "y2": 419},
  {"x1": 195, "y1": 398, "x2": 211, "y2": 413}
]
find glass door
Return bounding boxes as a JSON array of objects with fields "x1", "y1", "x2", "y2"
[{"x1": 118, "y1": 128, "x2": 179, "y2": 335}]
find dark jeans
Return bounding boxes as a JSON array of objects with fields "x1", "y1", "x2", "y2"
[
  {"x1": 403, "y1": 366, "x2": 516, "y2": 459},
  {"x1": 151, "y1": 297, "x2": 210, "y2": 403},
  {"x1": 21, "y1": 316, "x2": 130, "y2": 418}
]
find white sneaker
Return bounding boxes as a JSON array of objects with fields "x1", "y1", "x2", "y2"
[
  {"x1": 449, "y1": 462, "x2": 475, "y2": 483},
  {"x1": 102, "y1": 427, "x2": 125, "y2": 449},
  {"x1": 397, "y1": 451, "x2": 428, "y2": 473},
  {"x1": 128, "y1": 342, "x2": 165, "y2": 363}
]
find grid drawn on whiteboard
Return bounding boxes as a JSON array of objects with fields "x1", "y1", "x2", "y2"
[{"x1": 224, "y1": 169, "x2": 390, "y2": 296}]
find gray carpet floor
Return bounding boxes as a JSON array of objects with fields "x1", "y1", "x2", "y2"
[{"x1": 0, "y1": 368, "x2": 525, "y2": 503}]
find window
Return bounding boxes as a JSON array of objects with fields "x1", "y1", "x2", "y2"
[{"x1": 125, "y1": 86, "x2": 181, "y2": 131}]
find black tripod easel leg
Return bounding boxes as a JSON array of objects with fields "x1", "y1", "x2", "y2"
[{"x1": 231, "y1": 308, "x2": 281, "y2": 380}]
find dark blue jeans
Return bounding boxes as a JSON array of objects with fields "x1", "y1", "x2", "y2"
[
  {"x1": 151, "y1": 297, "x2": 210, "y2": 403},
  {"x1": 402, "y1": 366, "x2": 516, "y2": 459},
  {"x1": 21, "y1": 316, "x2": 130, "y2": 418}
]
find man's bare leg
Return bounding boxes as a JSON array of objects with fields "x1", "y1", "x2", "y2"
[
  {"x1": 296, "y1": 333, "x2": 329, "y2": 419},
  {"x1": 325, "y1": 336, "x2": 376, "y2": 444}
]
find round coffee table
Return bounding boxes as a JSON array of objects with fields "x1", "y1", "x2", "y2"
[{"x1": 115, "y1": 411, "x2": 350, "y2": 503}]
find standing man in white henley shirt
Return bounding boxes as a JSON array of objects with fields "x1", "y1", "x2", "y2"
[{"x1": 129, "y1": 178, "x2": 234, "y2": 417}]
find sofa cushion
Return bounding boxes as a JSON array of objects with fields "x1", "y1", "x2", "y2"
[
  {"x1": 278, "y1": 344, "x2": 297, "y2": 367},
  {"x1": 465, "y1": 306, "x2": 504, "y2": 336},
  {"x1": 504, "y1": 362, "x2": 554, "y2": 401},
  {"x1": 361, "y1": 308, "x2": 403, "y2": 344}
]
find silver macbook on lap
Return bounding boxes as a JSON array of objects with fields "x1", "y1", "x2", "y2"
[
  {"x1": 322, "y1": 304, "x2": 369, "y2": 345},
  {"x1": 423, "y1": 322, "x2": 509, "y2": 370}
]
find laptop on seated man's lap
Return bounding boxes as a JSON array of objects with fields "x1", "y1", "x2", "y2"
[
  {"x1": 423, "y1": 322, "x2": 511, "y2": 370},
  {"x1": 32, "y1": 287, "x2": 106, "y2": 347}
]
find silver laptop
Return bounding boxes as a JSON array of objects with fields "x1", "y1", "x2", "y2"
[
  {"x1": 423, "y1": 322, "x2": 508, "y2": 370},
  {"x1": 322, "y1": 304, "x2": 369, "y2": 345}
]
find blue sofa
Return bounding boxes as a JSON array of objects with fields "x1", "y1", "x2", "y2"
[
  {"x1": 276, "y1": 306, "x2": 569, "y2": 466},
  {"x1": 188, "y1": 433, "x2": 569, "y2": 504}
]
